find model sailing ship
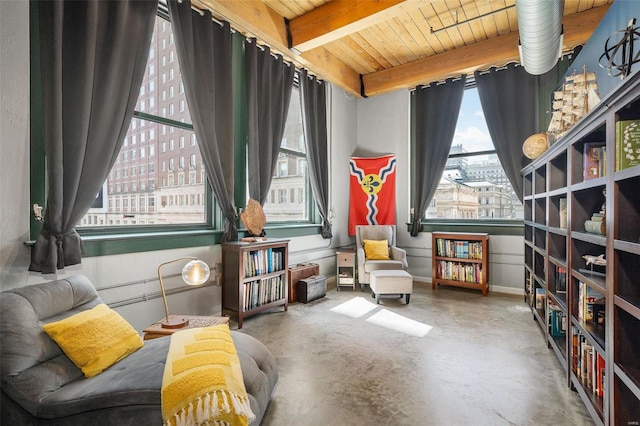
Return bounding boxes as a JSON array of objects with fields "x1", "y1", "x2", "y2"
[{"x1": 548, "y1": 66, "x2": 601, "y2": 138}]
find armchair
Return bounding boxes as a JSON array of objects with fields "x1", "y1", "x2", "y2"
[{"x1": 355, "y1": 225, "x2": 408, "y2": 290}]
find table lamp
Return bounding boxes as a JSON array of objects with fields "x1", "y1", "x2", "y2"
[{"x1": 157, "y1": 257, "x2": 210, "y2": 328}]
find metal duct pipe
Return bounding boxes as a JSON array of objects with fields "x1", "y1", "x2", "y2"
[{"x1": 516, "y1": 0, "x2": 564, "y2": 75}]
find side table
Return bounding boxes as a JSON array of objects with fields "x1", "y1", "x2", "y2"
[
  {"x1": 143, "y1": 315, "x2": 229, "y2": 340},
  {"x1": 336, "y1": 248, "x2": 356, "y2": 291}
]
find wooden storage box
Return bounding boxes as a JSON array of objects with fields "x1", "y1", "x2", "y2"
[{"x1": 287, "y1": 263, "x2": 320, "y2": 303}]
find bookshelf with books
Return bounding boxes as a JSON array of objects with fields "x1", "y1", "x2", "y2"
[
  {"x1": 221, "y1": 239, "x2": 289, "y2": 329},
  {"x1": 431, "y1": 232, "x2": 489, "y2": 296},
  {"x1": 522, "y1": 70, "x2": 640, "y2": 424}
]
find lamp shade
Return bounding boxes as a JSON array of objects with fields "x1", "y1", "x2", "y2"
[{"x1": 182, "y1": 259, "x2": 210, "y2": 285}]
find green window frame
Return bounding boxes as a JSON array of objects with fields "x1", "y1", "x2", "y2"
[
  {"x1": 410, "y1": 84, "x2": 524, "y2": 236},
  {"x1": 29, "y1": 4, "x2": 321, "y2": 257}
]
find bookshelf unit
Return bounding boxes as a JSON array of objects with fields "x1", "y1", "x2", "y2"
[
  {"x1": 431, "y1": 232, "x2": 489, "y2": 296},
  {"x1": 521, "y1": 70, "x2": 640, "y2": 425},
  {"x1": 221, "y1": 239, "x2": 289, "y2": 329}
]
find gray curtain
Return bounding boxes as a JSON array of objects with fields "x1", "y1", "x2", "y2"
[
  {"x1": 168, "y1": 0, "x2": 237, "y2": 242},
  {"x1": 410, "y1": 76, "x2": 467, "y2": 236},
  {"x1": 29, "y1": 0, "x2": 157, "y2": 273},
  {"x1": 474, "y1": 60, "x2": 571, "y2": 203},
  {"x1": 299, "y1": 69, "x2": 332, "y2": 238},
  {"x1": 474, "y1": 64, "x2": 539, "y2": 204},
  {"x1": 245, "y1": 40, "x2": 294, "y2": 208}
]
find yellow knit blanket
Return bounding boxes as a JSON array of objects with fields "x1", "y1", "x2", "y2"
[{"x1": 161, "y1": 324, "x2": 255, "y2": 426}]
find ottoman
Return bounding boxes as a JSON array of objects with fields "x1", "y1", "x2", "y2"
[{"x1": 370, "y1": 269, "x2": 413, "y2": 304}]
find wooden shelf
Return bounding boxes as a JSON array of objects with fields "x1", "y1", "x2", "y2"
[
  {"x1": 521, "y1": 69, "x2": 640, "y2": 424},
  {"x1": 221, "y1": 239, "x2": 289, "y2": 329},
  {"x1": 432, "y1": 232, "x2": 488, "y2": 296}
]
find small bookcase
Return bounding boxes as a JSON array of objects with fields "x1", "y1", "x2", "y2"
[{"x1": 431, "y1": 232, "x2": 489, "y2": 296}]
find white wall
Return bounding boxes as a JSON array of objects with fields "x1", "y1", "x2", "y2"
[
  {"x1": 0, "y1": 0, "x2": 31, "y2": 289},
  {"x1": 0, "y1": 3, "x2": 523, "y2": 333}
]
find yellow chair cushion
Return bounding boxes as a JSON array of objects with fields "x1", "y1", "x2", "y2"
[
  {"x1": 364, "y1": 239, "x2": 390, "y2": 260},
  {"x1": 43, "y1": 303, "x2": 143, "y2": 378}
]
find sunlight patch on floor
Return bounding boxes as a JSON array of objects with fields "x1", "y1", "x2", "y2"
[
  {"x1": 329, "y1": 296, "x2": 378, "y2": 318},
  {"x1": 366, "y1": 309, "x2": 433, "y2": 337},
  {"x1": 330, "y1": 296, "x2": 432, "y2": 337}
]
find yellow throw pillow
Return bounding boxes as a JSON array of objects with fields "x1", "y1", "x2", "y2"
[
  {"x1": 43, "y1": 303, "x2": 143, "y2": 378},
  {"x1": 363, "y1": 239, "x2": 390, "y2": 260}
]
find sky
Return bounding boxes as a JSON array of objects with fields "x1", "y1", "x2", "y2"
[{"x1": 452, "y1": 87, "x2": 495, "y2": 157}]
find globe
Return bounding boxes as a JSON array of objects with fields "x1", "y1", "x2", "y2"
[{"x1": 522, "y1": 133, "x2": 549, "y2": 160}]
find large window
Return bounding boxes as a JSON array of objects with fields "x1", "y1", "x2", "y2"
[
  {"x1": 425, "y1": 87, "x2": 522, "y2": 220},
  {"x1": 261, "y1": 83, "x2": 310, "y2": 222},
  {"x1": 79, "y1": 14, "x2": 206, "y2": 227},
  {"x1": 31, "y1": 5, "x2": 321, "y2": 254}
]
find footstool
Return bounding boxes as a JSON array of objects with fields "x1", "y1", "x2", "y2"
[{"x1": 370, "y1": 269, "x2": 413, "y2": 304}]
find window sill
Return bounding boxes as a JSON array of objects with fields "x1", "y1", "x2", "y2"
[
  {"x1": 25, "y1": 223, "x2": 323, "y2": 257},
  {"x1": 407, "y1": 219, "x2": 524, "y2": 236}
]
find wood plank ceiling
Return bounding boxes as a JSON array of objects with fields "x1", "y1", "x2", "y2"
[{"x1": 196, "y1": 0, "x2": 613, "y2": 97}]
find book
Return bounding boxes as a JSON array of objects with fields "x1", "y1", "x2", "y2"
[
  {"x1": 616, "y1": 119, "x2": 640, "y2": 171},
  {"x1": 596, "y1": 353, "x2": 605, "y2": 397},
  {"x1": 583, "y1": 142, "x2": 605, "y2": 180}
]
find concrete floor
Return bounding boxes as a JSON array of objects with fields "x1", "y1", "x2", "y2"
[{"x1": 236, "y1": 283, "x2": 594, "y2": 426}]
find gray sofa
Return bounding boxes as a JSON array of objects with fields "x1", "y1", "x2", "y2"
[{"x1": 0, "y1": 275, "x2": 277, "y2": 425}]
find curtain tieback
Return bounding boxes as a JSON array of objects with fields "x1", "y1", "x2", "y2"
[
  {"x1": 43, "y1": 222, "x2": 73, "y2": 269},
  {"x1": 43, "y1": 222, "x2": 68, "y2": 246}
]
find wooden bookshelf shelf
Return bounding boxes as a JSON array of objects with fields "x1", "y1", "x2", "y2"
[
  {"x1": 432, "y1": 232, "x2": 489, "y2": 296},
  {"x1": 521, "y1": 70, "x2": 640, "y2": 424},
  {"x1": 221, "y1": 239, "x2": 289, "y2": 329}
]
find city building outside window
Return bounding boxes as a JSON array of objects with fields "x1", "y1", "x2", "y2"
[
  {"x1": 80, "y1": 13, "x2": 206, "y2": 227},
  {"x1": 423, "y1": 87, "x2": 522, "y2": 221},
  {"x1": 261, "y1": 83, "x2": 310, "y2": 222}
]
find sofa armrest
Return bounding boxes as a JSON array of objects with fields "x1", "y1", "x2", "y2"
[
  {"x1": 390, "y1": 246, "x2": 408, "y2": 269},
  {"x1": 356, "y1": 247, "x2": 366, "y2": 281}
]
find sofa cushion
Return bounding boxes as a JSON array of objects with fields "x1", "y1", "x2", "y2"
[
  {"x1": 364, "y1": 260, "x2": 404, "y2": 273},
  {"x1": 43, "y1": 304, "x2": 144, "y2": 378},
  {"x1": 0, "y1": 275, "x2": 102, "y2": 379},
  {"x1": 363, "y1": 239, "x2": 390, "y2": 260}
]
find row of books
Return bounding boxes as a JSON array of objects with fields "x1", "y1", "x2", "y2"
[
  {"x1": 242, "y1": 276, "x2": 285, "y2": 311},
  {"x1": 577, "y1": 281, "x2": 605, "y2": 326},
  {"x1": 435, "y1": 239, "x2": 483, "y2": 259},
  {"x1": 572, "y1": 328, "x2": 606, "y2": 398},
  {"x1": 243, "y1": 247, "x2": 284, "y2": 278},
  {"x1": 435, "y1": 261, "x2": 483, "y2": 283},
  {"x1": 548, "y1": 301, "x2": 567, "y2": 337}
]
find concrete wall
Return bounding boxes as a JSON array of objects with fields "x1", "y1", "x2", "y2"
[{"x1": 0, "y1": 1, "x2": 523, "y2": 334}]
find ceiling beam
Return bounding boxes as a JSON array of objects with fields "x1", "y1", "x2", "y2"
[
  {"x1": 362, "y1": 4, "x2": 610, "y2": 97},
  {"x1": 199, "y1": 0, "x2": 362, "y2": 97},
  {"x1": 289, "y1": 0, "x2": 422, "y2": 52}
]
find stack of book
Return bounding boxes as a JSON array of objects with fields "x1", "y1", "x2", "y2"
[
  {"x1": 583, "y1": 142, "x2": 606, "y2": 181},
  {"x1": 577, "y1": 281, "x2": 605, "y2": 326},
  {"x1": 584, "y1": 212, "x2": 605, "y2": 235},
  {"x1": 548, "y1": 301, "x2": 566, "y2": 337}
]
